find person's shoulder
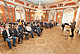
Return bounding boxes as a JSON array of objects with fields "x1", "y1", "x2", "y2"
[{"x1": 3, "y1": 30, "x2": 6, "y2": 32}]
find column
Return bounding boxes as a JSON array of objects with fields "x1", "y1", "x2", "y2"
[
  {"x1": 42, "y1": 16, "x2": 43, "y2": 22},
  {"x1": 44, "y1": 13, "x2": 46, "y2": 21},
  {"x1": 29, "y1": 9, "x2": 31, "y2": 21},
  {"x1": 1, "y1": 4, "x2": 6, "y2": 23},
  {"x1": 25, "y1": 9, "x2": 28, "y2": 22},
  {"x1": 73, "y1": 9, "x2": 77, "y2": 21},
  {"x1": 12, "y1": 6, "x2": 15, "y2": 22},
  {"x1": 59, "y1": 11, "x2": 63, "y2": 23},
  {"x1": 33, "y1": 12, "x2": 35, "y2": 21},
  {"x1": 28, "y1": 10, "x2": 29, "y2": 21},
  {"x1": 56, "y1": 11, "x2": 59, "y2": 23},
  {"x1": 47, "y1": 11, "x2": 49, "y2": 22},
  {"x1": 7, "y1": 5, "x2": 11, "y2": 22},
  {"x1": 31, "y1": 10, "x2": 32, "y2": 21}
]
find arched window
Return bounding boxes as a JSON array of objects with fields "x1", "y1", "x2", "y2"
[{"x1": 62, "y1": 8, "x2": 74, "y2": 24}]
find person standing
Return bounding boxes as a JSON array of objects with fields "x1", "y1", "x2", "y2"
[
  {"x1": 70, "y1": 21, "x2": 76, "y2": 37},
  {"x1": 61, "y1": 23, "x2": 65, "y2": 31}
]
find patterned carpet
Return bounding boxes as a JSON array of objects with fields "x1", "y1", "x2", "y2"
[{"x1": 0, "y1": 26, "x2": 80, "y2": 54}]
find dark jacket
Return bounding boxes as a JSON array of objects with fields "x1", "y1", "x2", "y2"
[
  {"x1": 2, "y1": 29, "x2": 13, "y2": 41},
  {"x1": 40, "y1": 22, "x2": 43, "y2": 27},
  {"x1": 48, "y1": 23, "x2": 53, "y2": 27},
  {"x1": 70, "y1": 21, "x2": 76, "y2": 29},
  {"x1": 21, "y1": 27, "x2": 26, "y2": 32},
  {"x1": 61, "y1": 24, "x2": 65, "y2": 28},
  {"x1": 13, "y1": 29, "x2": 20, "y2": 36},
  {"x1": 31, "y1": 25, "x2": 37, "y2": 31}
]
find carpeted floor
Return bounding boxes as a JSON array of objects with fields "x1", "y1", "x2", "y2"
[{"x1": 0, "y1": 26, "x2": 80, "y2": 54}]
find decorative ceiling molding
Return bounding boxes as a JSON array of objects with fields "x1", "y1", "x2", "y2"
[
  {"x1": 0, "y1": 0, "x2": 79, "y2": 11},
  {"x1": 49, "y1": 5, "x2": 78, "y2": 10},
  {"x1": 0, "y1": 1, "x2": 5, "y2": 5},
  {"x1": 25, "y1": 0, "x2": 66, "y2": 5},
  {"x1": 25, "y1": 9, "x2": 29, "y2": 11}
]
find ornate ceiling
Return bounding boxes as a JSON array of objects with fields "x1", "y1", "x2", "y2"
[{"x1": 25, "y1": 0, "x2": 66, "y2": 5}]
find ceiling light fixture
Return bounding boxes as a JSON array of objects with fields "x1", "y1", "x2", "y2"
[{"x1": 35, "y1": 2, "x2": 43, "y2": 17}]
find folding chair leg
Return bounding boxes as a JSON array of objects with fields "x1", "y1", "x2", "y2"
[
  {"x1": 15, "y1": 37, "x2": 18, "y2": 44},
  {"x1": 5, "y1": 41, "x2": 8, "y2": 47}
]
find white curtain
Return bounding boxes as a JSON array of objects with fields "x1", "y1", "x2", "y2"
[{"x1": 62, "y1": 12, "x2": 74, "y2": 24}]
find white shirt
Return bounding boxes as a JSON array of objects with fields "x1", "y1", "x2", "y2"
[
  {"x1": 6, "y1": 30, "x2": 10, "y2": 37},
  {"x1": 26, "y1": 26, "x2": 32, "y2": 31}
]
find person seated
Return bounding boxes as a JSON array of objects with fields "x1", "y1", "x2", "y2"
[
  {"x1": 14, "y1": 21, "x2": 18, "y2": 25},
  {"x1": 26, "y1": 23, "x2": 34, "y2": 38},
  {"x1": 40, "y1": 21, "x2": 44, "y2": 27},
  {"x1": 31, "y1": 23, "x2": 40, "y2": 36},
  {"x1": 36, "y1": 23, "x2": 41, "y2": 34},
  {"x1": 48, "y1": 22, "x2": 53, "y2": 29},
  {"x1": 37, "y1": 23, "x2": 43, "y2": 33},
  {"x1": 13, "y1": 25, "x2": 23, "y2": 44},
  {"x1": 2, "y1": 25, "x2": 16, "y2": 49},
  {"x1": 21, "y1": 25, "x2": 29, "y2": 40},
  {"x1": 44, "y1": 22, "x2": 49, "y2": 28},
  {"x1": 5, "y1": 22, "x2": 9, "y2": 27}
]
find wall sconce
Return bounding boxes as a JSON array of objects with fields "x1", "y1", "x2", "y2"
[
  {"x1": 32, "y1": 14, "x2": 34, "y2": 17},
  {"x1": 0, "y1": 10, "x2": 3, "y2": 13},
  {"x1": 43, "y1": 15, "x2": 45, "y2": 17},
  {"x1": 58, "y1": 15, "x2": 60, "y2": 17}
]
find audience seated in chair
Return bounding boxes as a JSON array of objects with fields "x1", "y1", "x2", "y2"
[
  {"x1": 26, "y1": 23, "x2": 34, "y2": 38},
  {"x1": 37, "y1": 23, "x2": 43, "y2": 33},
  {"x1": 31, "y1": 23, "x2": 40, "y2": 36},
  {"x1": 21, "y1": 25, "x2": 29, "y2": 40},
  {"x1": 48, "y1": 22, "x2": 53, "y2": 29},
  {"x1": 44, "y1": 22, "x2": 49, "y2": 28},
  {"x1": 2, "y1": 25, "x2": 16, "y2": 49},
  {"x1": 13, "y1": 25, "x2": 23, "y2": 44}
]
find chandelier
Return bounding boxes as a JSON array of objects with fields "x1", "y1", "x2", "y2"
[{"x1": 35, "y1": 2, "x2": 43, "y2": 17}]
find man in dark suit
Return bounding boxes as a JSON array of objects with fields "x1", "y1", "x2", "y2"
[
  {"x1": 13, "y1": 25, "x2": 23, "y2": 44},
  {"x1": 2, "y1": 25, "x2": 16, "y2": 49}
]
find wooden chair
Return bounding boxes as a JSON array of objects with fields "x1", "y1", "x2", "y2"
[
  {"x1": 4, "y1": 37, "x2": 18, "y2": 47},
  {"x1": 0, "y1": 29, "x2": 3, "y2": 38},
  {"x1": 29, "y1": 33, "x2": 31, "y2": 38},
  {"x1": 5, "y1": 39, "x2": 13, "y2": 47},
  {"x1": 33, "y1": 32, "x2": 38, "y2": 36},
  {"x1": 15, "y1": 37, "x2": 18, "y2": 44}
]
